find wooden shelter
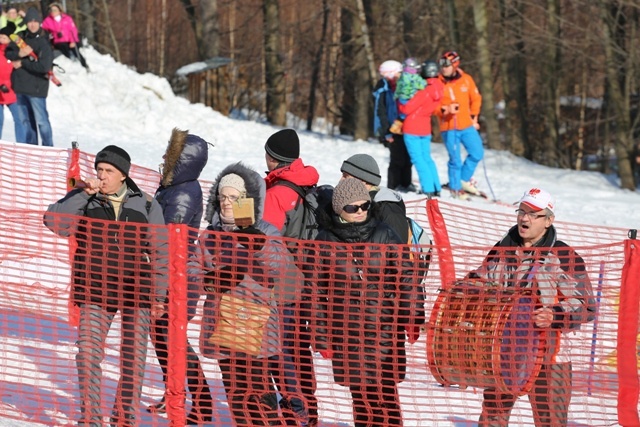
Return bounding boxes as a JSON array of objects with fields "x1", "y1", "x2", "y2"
[{"x1": 176, "y1": 57, "x2": 233, "y2": 116}]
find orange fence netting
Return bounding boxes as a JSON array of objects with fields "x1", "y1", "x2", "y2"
[{"x1": 0, "y1": 140, "x2": 638, "y2": 427}]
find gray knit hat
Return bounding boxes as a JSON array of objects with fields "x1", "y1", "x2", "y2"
[
  {"x1": 332, "y1": 177, "x2": 371, "y2": 215},
  {"x1": 340, "y1": 154, "x2": 381, "y2": 186},
  {"x1": 95, "y1": 145, "x2": 131, "y2": 176},
  {"x1": 24, "y1": 7, "x2": 41, "y2": 23},
  {"x1": 218, "y1": 173, "x2": 246, "y2": 195}
]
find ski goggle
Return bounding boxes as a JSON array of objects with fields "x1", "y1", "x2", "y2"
[{"x1": 342, "y1": 201, "x2": 371, "y2": 214}]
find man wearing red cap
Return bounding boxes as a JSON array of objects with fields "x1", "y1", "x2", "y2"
[{"x1": 468, "y1": 188, "x2": 595, "y2": 426}]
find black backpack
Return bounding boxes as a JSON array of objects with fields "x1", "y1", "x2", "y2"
[{"x1": 273, "y1": 180, "x2": 321, "y2": 241}]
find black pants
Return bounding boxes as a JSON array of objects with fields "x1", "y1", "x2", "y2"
[
  {"x1": 150, "y1": 313, "x2": 212, "y2": 410},
  {"x1": 349, "y1": 383, "x2": 403, "y2": 427},
  {"x1": 219, "y1": 356, "x2": 281, "y2": 426},
  {"x1": 387, "y1": 134, "x2": 413, "y2": 190},
  {"x1": 54, "y1": 42, "x2": 89, "y2": 69}
]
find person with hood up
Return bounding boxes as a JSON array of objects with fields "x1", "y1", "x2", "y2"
[
  {"x1": 468, "y1": 188, "x2": 595, "y2": 426},
  {"x1": 43, "y1": 145, "x2": 168, "y2": 426},
  {"x1": 146, "y1": 128, "x2": 213, "y2": 424},
  {"x1": 311, "y1": 178, "x2": 425, "y2": 427},
  {"x1": 199, "y1": 162, "x2": 308, "y2": 426}
]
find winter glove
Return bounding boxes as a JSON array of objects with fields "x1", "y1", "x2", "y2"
[
  {"x1": 389, "y1": 119, "x2": 403, "y2": 135},
  {"x1": 319, "y1": 349, "x2": 333, "y2": 359},
  {"x1": 203, "y1": 265, "x2": 245, "y2": 293},
  {"x1": 405, "y1": 326, "x2": 421, "y2": 344},
  {"x1": 234, "y1": 226, "x2": 266, "y2": 252}
]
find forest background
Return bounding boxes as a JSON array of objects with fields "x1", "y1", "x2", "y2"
[{"x1": 20, "y1": 0, "x2": 640, "y2": 189}]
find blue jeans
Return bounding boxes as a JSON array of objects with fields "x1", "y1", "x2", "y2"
[
  {"x1": 16, "y1": 94, "x2": 53, "y2": 147},
  {"x1": 442, "y1": 125, "x2": 484, "y2": 191},
  {"x1": 404, "y1": 133, "x2": 441, "y2": 193},
  {"x1": 0, "y1": 103, "x2": 26, "y2": 142}
]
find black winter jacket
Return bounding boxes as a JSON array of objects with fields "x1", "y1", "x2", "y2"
[
  {"x1": 44, "y1": 180, "x2": 168, "y2": 308},
  {"x1": 5, "y1": 28, "x2": 53, "y2": 97},
  {"x1": 311, "y1": 206, "x2": 425, "y2": 386}
]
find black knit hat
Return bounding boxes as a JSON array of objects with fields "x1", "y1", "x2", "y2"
[
  {"x1": 95, "y1": 145, "x2": 131, "y2": 176},
  {"x1": 264, "y1": 129, "x2": 300, "y2": 163},
  {"x1": 0, "y1": 22, "x2": 16, "y2": 37},
  {"x1": 24, "y1": 7, "x2": 41, "y2": 23},
  {"x1": 340, "y1": 153, "x2": 381, "y2": 186}
]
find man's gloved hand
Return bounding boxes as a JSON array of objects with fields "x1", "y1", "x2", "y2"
[
  {"x1": 235, "y1": 226, "x2": 266, "y2": 252},
  {"x1": 405, "y1": 326, "x2": 421, "y2": 344},
  {"x1": 389, "y1": 119, "x2": 403, "y2": 135}
]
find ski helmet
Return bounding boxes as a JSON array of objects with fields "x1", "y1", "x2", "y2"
[
  {"x1": 378, "y1": 60, "x2": 402, "y2": 80},
  {"x1": 402, "y1": 57, "x2": 421, "y2": 74},
  {"x1": 439, "y1": 51, "x2": 460, "y2": 69},
  {"x1": 420, "y1": 60, "x2": 439, "y2": 79}
]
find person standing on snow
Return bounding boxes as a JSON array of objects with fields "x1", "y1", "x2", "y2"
[
  {"x1": 436, "y1": 51, "x2": 483, "y2": 200},
  {"x1": 372, "y1": 60, "x2": 415, "y2": 192},
  {"x1": 44, "y1": 145, "x2": 168, "y2": 426},
  {"x1": 397, "y1": 59, "x2": 444, "y2": 197},
  {"x1": 5, "y1": 7, "x2": 54, "y2": 146},
  {"x1": 146, "y1": 128, "x2": 213, "y2": 424},
  {"x1": 41, "y1": 2, "x2": 89, "y2": 70},
  {"x1": 468, "y1": 188, "x2": 595, "y2": 426}
]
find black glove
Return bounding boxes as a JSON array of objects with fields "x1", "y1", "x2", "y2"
[
  {"x1": 234, "y1": 226, "x2": 266, "y2": 252},
  {"x1": 204, "y1": 265, "x2": 244, "y2": 293}
]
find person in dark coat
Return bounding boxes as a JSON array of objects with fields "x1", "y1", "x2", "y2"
[
  {"x1": 340, "y1": 153, "x2": 408, "y2": 243},
  {"x1": 311, "y1": 178, "x2": 425, "y2": 427},
  {"x1": 43, "y1": 145, "x2": 168, "y2": 426},
  {"x1": 5, "y1": 6, "x2": 54, "y2": 146},
  {"x1": 373, "y1": 60, "x2": 415, "y2": 192},
  {"x1": 146, "y1": 128, "x2": 213, "y2": 424},
  {"x1": 200, "y1": 162, "x2": 306, "y2": 426}
]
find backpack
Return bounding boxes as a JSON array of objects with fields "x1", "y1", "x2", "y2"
[
  {"x1": 372, "y1": 79, "x2": 399, "y2": 136},
  {"x1": 273, "y1": 180, "x2": 322, "y2": 241}
]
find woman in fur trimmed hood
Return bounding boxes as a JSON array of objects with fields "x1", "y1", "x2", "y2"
[
  {"x1": 200, "y1": 162, "x2": 308, "y2": 426},
  {"x1": 148, "y1": 128, "x2": 213, "y2": 423}
]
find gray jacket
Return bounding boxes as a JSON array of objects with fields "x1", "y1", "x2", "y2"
[{"x1": 199, "y1": 162, "x2": 304, "y2": 359}]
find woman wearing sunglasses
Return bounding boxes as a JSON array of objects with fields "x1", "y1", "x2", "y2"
[{"x1": 311, "y1": 178, "x2": 425, "y2": 427}]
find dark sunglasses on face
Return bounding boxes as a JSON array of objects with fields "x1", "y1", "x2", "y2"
[{"x1": 343, "y1": 201, "x2": 371, "y2": 214}]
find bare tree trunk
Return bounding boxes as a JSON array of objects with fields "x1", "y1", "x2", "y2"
[
  {"x1": 159, "y1": 0, "x2": 166, "y2": 76},
  {"x1": 472, "y1": 0, "x2": 500, "y2": 150},
  {"x1": 600, "y1": 1, "x2": 635, "y2": 190},
  {"x1": 445, "y1": 0, "x2": 460, "y2": 48},
  {"x1": 354, "y1": 0, "x2": 376, "y2": 86},
  {"x1": 542, "y1": 0, "x2": 561, "y2": 167},
  {"x1": 498, "y1": 0, "x2": 528, "y2": 157},
  {"x1": 78, "y1": 0, "x2": 94, "y2": 43},
  {"x1": 575, "y1": 64, "x2": 587, "y2": 171},
  {"x1": 101, "y1": 0, "x2": 119, "y2": 62},
  {"x1": 200, "y1": 1, "x2": 219, "y2": 58},
  {"x1": 307, "y1": 0, "x2": 330, "y2": 131},
  {"x1": 263, "y1": 0, "x2": 287, "y2": 126}
]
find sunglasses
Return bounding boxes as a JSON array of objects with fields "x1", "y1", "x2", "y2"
[{"x1": 343, "y1": 201, "x2": 371, "y2": 214}]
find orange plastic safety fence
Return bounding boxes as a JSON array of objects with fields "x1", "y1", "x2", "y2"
[{"x1": 0, "y1": 141, "x2": 637, "y2": 427}]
